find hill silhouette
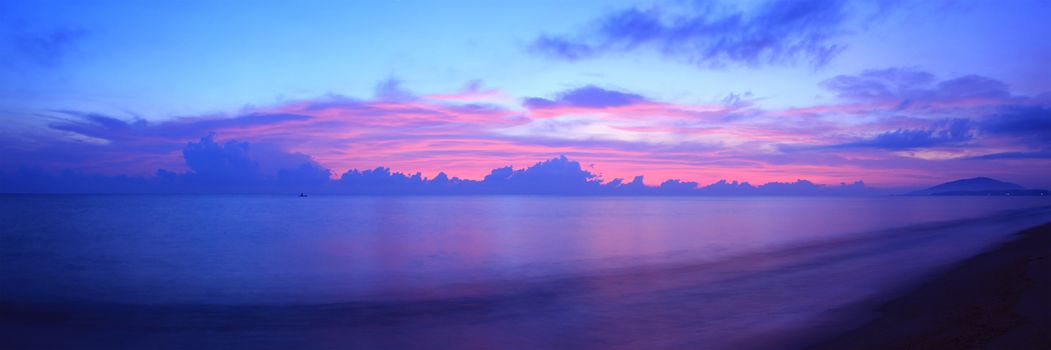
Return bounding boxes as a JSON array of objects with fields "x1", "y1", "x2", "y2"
[{"x1": 908, "y1": 177, "x2": 1047, "y2": 196}]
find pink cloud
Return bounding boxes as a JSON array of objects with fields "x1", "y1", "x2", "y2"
[{"x1": 12, "y1": 77, "x2": 1051, "y2": 188}]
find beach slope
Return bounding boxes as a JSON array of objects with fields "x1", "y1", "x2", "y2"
[{"x1": 809, "y1": 223, "x2": 1051, "y2": 349}]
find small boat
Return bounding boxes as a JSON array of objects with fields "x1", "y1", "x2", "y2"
[{"x1": 299, "y1": 193, "x2": 308, "y2": 197}]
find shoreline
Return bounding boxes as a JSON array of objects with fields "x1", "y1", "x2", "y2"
[{"x1": 806, "y1": 222, "x2": 1051, "y2": 349}]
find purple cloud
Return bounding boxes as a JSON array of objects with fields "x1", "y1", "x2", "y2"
[
  {"x1": 530, "y1": 0, "x2": 857, "y2": 68},
  {"x1": 820, "y1": 67, "x2": 936, "y2": 102},
  {"x1": 49, "y1": 111, "x2": 312, "y2": 141},
  {"x1": 935, "y1": 75, "x2": 1011, "y2": 101},
  {"x1": 981, "y1": 106, "x2": 1051, "y2": 141},
  {"x1": 529, "y1": 36, "x2": 595, "y2": 61},
  {"x1": 10, "y1": 27, "x2": 88, "y2": 67},
  {"x1": 831, "y1": 119, "x2": 973, "y2": 150},
  {"x1": 181, "y1": 134, "x2": 263, "y2": 184},
  {"x1": 523, "y1": 85, "x2": 647, "y2": 109},
  {"x1": 821, "y1": 68, "x2": 1012, "y2": 107},
  {"x1": 373, "y1": 77, "x2": 415, "y2": 101},
  {"x1": 966, "y1": 151, "x2": 1051, "y2": 160}
]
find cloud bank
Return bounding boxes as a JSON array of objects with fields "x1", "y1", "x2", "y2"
[
  {"x1": 0, "y1": 137, "x2": 884, "y2": 196},
  {"x1": 2, "y1": 67, "x2": 1050, "y2": 189}
]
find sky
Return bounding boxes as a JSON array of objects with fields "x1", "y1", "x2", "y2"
[{"x1": 2, "y1": 0, "x2": 1050, "y2": 189}]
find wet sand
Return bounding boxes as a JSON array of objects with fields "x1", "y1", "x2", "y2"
[{"x1": 808, "y1": 222, "x2": 1051, "y2": 349}]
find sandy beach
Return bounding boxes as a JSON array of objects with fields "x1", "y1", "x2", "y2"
[{"x1": 808, "y1": 222, "x2": 1051, "y2": 349}]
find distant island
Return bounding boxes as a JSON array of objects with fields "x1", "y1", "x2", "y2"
[{"x1": 906, "y1": 177, "x2": 1049, "y2": 196}]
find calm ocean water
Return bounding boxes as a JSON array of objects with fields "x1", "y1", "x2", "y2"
[{"x1": 2, "y1": 195, "x2": 1051, "y2": 349}]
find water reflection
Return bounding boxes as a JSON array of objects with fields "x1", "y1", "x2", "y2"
[{"x1": 1, "y1": 195, "x2": 1050, "y2": 348}]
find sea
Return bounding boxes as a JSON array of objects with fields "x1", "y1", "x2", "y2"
[{"x1": 2, "y1": 195, "x2": 1050, "y2": 349}]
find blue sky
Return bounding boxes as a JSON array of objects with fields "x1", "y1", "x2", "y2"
[{"x1": 2, "y1": 0, "x2": 1050, "y2": 188}]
